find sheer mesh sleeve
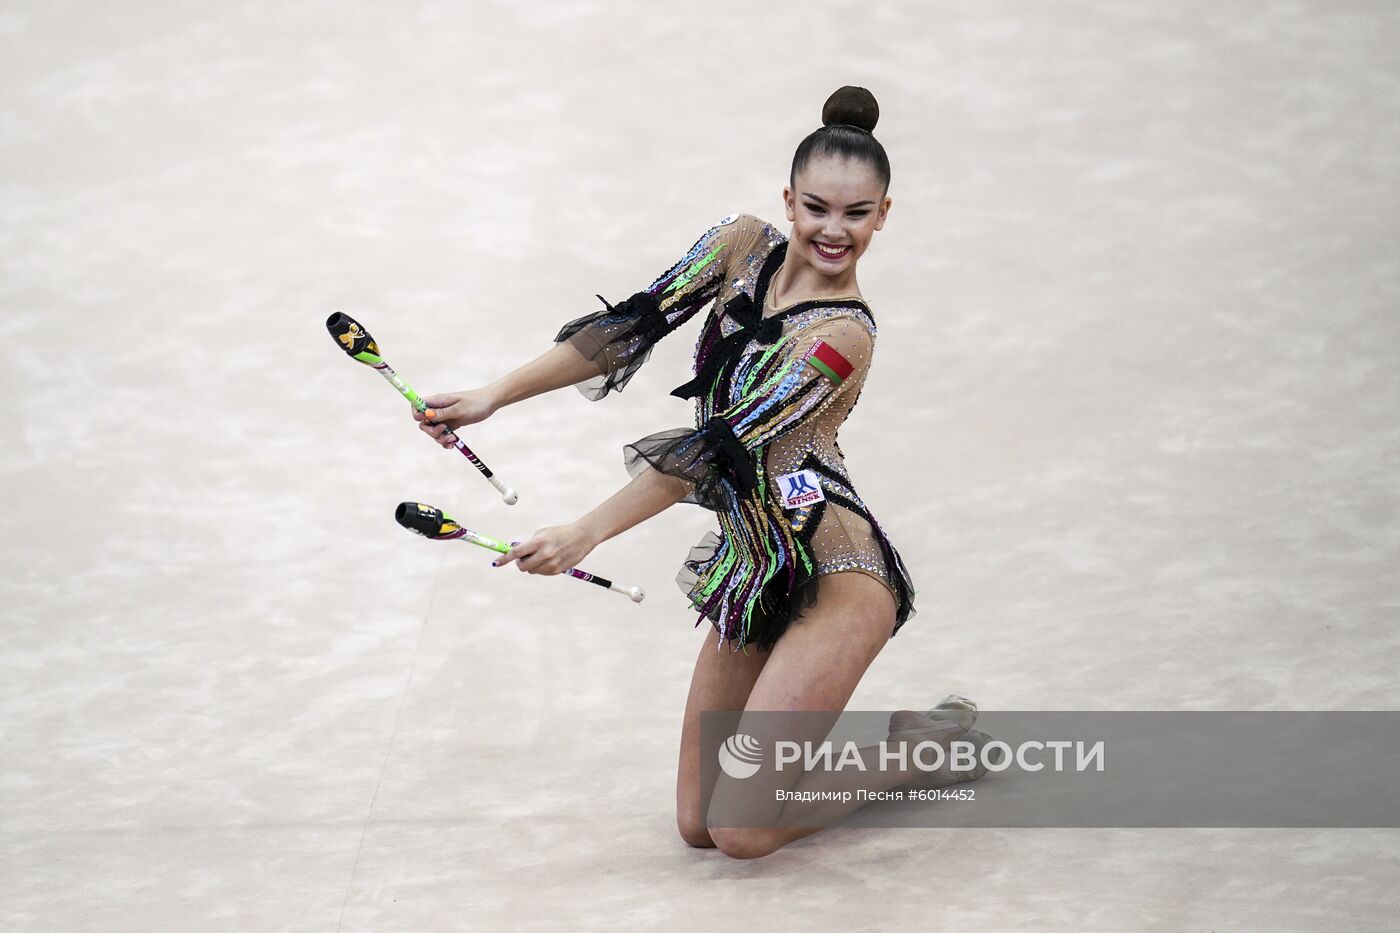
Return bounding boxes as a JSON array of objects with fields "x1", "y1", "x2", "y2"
[
  {"x1": 555, "y1": 213, "x2": 758, "y2": 400},
  {"x1": 623, "y1": 315, "x2": 873, "y2": 511}
]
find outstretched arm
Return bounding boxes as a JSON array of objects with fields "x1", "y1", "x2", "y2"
[
  {"x1": 488, "y1": 340, "x2": 613, "y2": 408},
  {"x1": 418, "y1": 213, "x2": 759, "y2": 445},
  {"x1": 416, "y1": 340, "x2": 609, "y2": 446},
  {"x1": 494, "y1": 466, "x2": 692, "y2": 575}
]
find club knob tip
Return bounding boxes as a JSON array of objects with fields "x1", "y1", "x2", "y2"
[
  {"x1": 326, "y1": 310, "x2": 377, "y2": 359},
  {"x1": 502, "y1": 489, "x2": 520, "y2": 505},
  {"x1": 629, "y1": 587, "x2": 645, "y2": 603},
  {"x1": 394, "y1": 501, "x2": 444, "y2": 537}
]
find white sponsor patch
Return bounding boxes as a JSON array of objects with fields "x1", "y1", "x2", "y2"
[
  {"x1": 718, "y1": 212, "x2": 739, "y2": 226},
  {"x1": 776, "y1": 469, "x2": 825, "y2": 509}
]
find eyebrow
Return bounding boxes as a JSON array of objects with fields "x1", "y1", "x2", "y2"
[{"x1": 801, "y1": 192, "x2": 876, "y2": 208}]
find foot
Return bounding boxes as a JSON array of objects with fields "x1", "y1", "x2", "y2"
[
  {"x1": 927, "y1": 693, "x2": 978, "y2": 731},
  {"x1": 887, "y1": 709, "x2": 995, "y2": 789}
]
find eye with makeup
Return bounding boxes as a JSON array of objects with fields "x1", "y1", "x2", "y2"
[{"x1": 804, "y1": 203, "x2": 870, "y2": 218}]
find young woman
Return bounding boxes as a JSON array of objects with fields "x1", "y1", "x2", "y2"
[{"x1": 415, "y1": 86, "x2": 988, "y2": 858}]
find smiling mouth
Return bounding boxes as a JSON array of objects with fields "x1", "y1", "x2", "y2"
[{"x1": 812, "y1": 241, "x2": 851, "y2": 260}]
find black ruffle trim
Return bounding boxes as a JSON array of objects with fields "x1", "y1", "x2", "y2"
[
  {"x1": 554, "y1": 290, "x2": 668, "y2": 400},
  {"x1": 622, "y1": 417, "x2": 758, "y2": 512}
]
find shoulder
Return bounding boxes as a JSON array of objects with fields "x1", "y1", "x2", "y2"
[
  {"x1": 689, "y1": 213, "x2": 770, "y2": 281},
  {"x1": 704, "y1": 211, "x2": 765, "y2": 248},
  {"x1": 798, "y1": 306, "x2": 876, "y2": 342},
  {"x1": 713, "y1": 211, "x2": 762, "y2": 232},
  {"x1": 738, "y1": 213, "x2": 788, "y2": 250},
  {"x1": 794, "y1": 311, "x2": 875, "y2": 375},
  {"x1": 704, "y1": 212, "x2": 789, "y2": 251}
]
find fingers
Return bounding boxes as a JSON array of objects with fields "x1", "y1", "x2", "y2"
[
  {"x1": 515, "y1": 542, "x2": 543, "y2": 573},
  {"x1": 498, "y1": 537, "x2": 529, "y2": 565},
  {"x1": 415, "y1": 399, "x2": 458, "y2": 447},
  {"x1": 419, "y1": 396, "x2": 453, "y2": 426},
  {"x1": 493, "y1": 538, "x2": 566, "y2": 575},
  {"x1": 421, "y1": 394, "x2": 456, "y2": 412},
  {"x1": 415, "y1": 396, "x2": 453, "y2": 423},
  {"x1": 417, "y1": 421, "x2": 456, "y2": 448},
  {"x1": 415, "y1": 396, "x2": 464, "y2": 449}
]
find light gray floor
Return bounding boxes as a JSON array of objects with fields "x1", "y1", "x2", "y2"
[{"x1": 3, "y1": 1, "x2": 1398, "y2": 930}]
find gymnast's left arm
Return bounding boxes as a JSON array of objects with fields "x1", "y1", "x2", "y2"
[{"x1": 493, "y1": 466, "x2": 693, "y2": 575}]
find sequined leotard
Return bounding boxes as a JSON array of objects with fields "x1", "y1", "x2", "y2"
[{"x1": 555, "y1": 212, "x2": 915, "y2": 651}]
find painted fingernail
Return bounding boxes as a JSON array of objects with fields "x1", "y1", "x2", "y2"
[{"x1": 425, "y1": 409, "x2": 436, "y2": 419}]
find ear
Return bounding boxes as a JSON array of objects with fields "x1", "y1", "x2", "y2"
[
  {"x1": 782, "y1": 185, "x2": 796, "y2": 222},
  {"x1": 874, "y1": 195, "x2": 892, "y2": 231}
]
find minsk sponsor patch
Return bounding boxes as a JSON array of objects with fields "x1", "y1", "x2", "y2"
[
  {"x1": 806, "y1": 339, "x2": 854, "y2": 385},
  {"x1": 776, "y1": 469, "x2": 825, "y2": 509}
]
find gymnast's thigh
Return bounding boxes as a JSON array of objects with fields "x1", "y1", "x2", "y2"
[{"x1": 676, "y1": 629, "x2": 771, "y2": 843}]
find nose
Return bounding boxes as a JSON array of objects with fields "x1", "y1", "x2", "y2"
[{"x1": 822, "y1": 216, "x2": 845, "y2": 241}]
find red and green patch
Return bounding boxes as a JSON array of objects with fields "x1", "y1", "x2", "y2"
[{"x1": 806, "y1": 340, "x2": 854, "y2": 385}]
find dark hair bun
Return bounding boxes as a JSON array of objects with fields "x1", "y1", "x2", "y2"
[{"x1": 821, "y1": 86, "x2": 879, "y2": 133}]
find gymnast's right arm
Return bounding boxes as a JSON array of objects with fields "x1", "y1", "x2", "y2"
[{"x1": 416, "y1": 213, "x2": 754, "y2": 446}]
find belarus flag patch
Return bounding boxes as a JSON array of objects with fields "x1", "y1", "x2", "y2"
[{"x1": 805, "y1": 340, "x2": 854, "y2": 385}]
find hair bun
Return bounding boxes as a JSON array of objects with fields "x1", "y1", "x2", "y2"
[{"x1": 821, "y1": 86, "x2": 879, "y2": 133}]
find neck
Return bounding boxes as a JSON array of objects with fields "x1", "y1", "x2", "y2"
[{"x1": 771, "y1": 247, "x2": 860, "y2": 305}]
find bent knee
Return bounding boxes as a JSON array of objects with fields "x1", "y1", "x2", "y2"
[
  {"x1": 678, "y1": 817, "x2": 715, "y2": 849},
  {"x1": 708, "y1": 827, "x2": 776, "y2": 860}
]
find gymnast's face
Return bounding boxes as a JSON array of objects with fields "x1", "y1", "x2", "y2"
[{"x1": 783, "y1": 155, "x2": 890, "y2": 279}]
